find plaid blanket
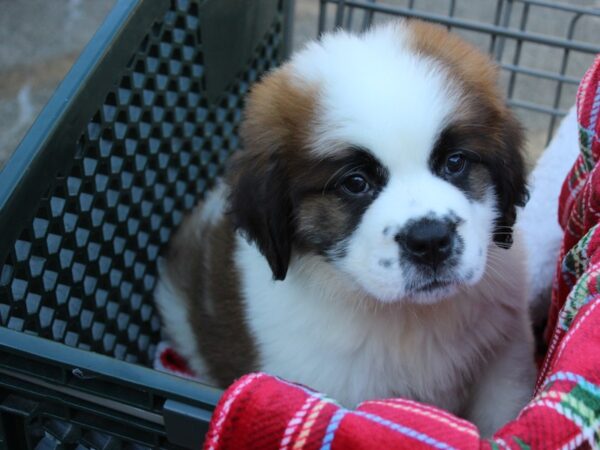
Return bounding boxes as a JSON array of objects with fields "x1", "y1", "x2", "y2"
[{"x1": 201, "y1": 55, "x2": 600, "y2": 450}]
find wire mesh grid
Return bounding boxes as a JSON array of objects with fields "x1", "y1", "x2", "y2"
[
  {"x1": 317, "y1": 0, "x2": 600, "y2": 154},
  {"x1": 0, "y1": 0, "x2": 286, "y2": 366}
]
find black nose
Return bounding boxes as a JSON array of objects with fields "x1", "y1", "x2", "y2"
[{"x1": 397, "y1": 218, "x2": 455, "y2": 268}]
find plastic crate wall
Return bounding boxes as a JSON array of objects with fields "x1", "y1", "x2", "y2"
[
  {"x1": 0, "y1": 0, "x2": 286, "y2": 366},
  {"x1": 318, "y1": 0, "x2": 600, "y2": 155},
  {"x1": 0, "y1": 391, "x2": 156, "y2": 450}
]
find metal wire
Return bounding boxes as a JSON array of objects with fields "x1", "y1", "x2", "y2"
[
  {"x1": 322, "y1": 1, "x2": 599, "y2": 53},
  {"x1": 506, "y1": 3, "x2": 530, "y2": 108},
  {"x1": 318, "y1": 0, "x2": 600, "y2": 144},
  {"x1": 361, "y1": 0, "x2": 376, "y2": 30}
]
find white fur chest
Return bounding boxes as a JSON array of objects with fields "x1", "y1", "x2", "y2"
[{"x1": 235, "y1": 235, "x2": 523, "y2": 411}]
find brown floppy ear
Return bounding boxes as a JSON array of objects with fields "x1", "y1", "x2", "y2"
[
  {"x1": 491, "y1": 112, "x2": 529, "y2": 248},
  {"x1": 227, "y1": 150, "x2": 293, "y2": 280},
  {"x1": 226, "y1": 65, "x2": 315, "y2": 279}
]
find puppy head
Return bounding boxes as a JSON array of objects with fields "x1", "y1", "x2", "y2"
[{"x1": 228, "y1": 20, "x2": 527, "y2": 303}]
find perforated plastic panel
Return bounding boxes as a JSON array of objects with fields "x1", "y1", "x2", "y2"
[{"x1": 0, "y1": 0, "x2": 285, "y2": 366}]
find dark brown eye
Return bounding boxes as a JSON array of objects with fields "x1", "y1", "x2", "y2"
[
  {"x1": 445, "y1": 153, "x2": 467, "y2": 175},
  {"x1": 341, "y1": 174, "x2": 370, "y2": 195}
]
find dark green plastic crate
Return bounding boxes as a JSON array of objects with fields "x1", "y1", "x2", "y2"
[{"x1": 0, "y1": 0, "x2": 292, "y2": 448}]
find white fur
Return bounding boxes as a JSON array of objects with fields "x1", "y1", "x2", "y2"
[
  {"x1": 236, "y1": 232, "x2": 534, "y2": 435},
  {"x1": 339, "y1": 175, "x2": 495, "y2": 304},
  {"x1": 199, "y1": 181, "x2": 227, "y2": 226},
  {"x1": 157, "y1": 214, "x2": 535, "y2": 435},
  {"x1": 292, "y1": 23, "x2": 458, "y2": 165},
  {"x1": 517, "y1": 107, "x2": 579, "y2": 308},
  {"x1": 154, "y1": 276, "x2": 216, "y2": 385}
]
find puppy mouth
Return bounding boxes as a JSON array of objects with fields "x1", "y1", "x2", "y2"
[
  {"x1": 407, "y1": 278, "x2": 456, "y2": 294},
  {"x1": 417, "y1": 279, "x2": 451, "y2": 290}
]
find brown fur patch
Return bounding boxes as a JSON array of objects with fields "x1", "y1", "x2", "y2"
[
  {"x1": 468, "y1": 165, "x2": 492, "y2": 200},
  {"x1": 406, "y1": 20, "x2": 517, "y2": 160},
  {"x1": 164, "y1": 209, "x2": 258, "y2": 386},
  {"x1": 295, "y1": 195, "x2": 354, "y2": 256},
  {"x1": 238, "y1": 67, "x2": 318, "y2": 164},
  {"x1": 406, "y1": 20, "x2": 503, "y2": 113}
]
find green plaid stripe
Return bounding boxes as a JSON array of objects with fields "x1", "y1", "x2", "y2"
[
  {"x1": 560, "y1": 226, "x2": 599, "y2": 330},
  {"x1": 579, "y1": 125, "x2": 594, "y2": 172}
]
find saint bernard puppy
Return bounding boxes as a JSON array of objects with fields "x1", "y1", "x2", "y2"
[{"x1": 155, "y1": 20, "x2": 536, "y2": 435}]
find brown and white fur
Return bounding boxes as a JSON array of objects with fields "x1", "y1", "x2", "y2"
[{"x1": 155, "y1": 20, "x2": 535, "y2": 436}]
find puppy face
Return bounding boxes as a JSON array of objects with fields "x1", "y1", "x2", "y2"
[{"x1": 228, "y1": 21, "x2": 527, "y2": 304}]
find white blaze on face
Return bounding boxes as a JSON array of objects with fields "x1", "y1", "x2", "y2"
[
  {"x1": 291, "y1": 22, "x2": 458, "y2": 164},
  {"x1": 290, "y1": 22, "x2": 498, "y2": 304},
  {"x1": 338, "y1": 174, "x2": 496, "y2": 303}
]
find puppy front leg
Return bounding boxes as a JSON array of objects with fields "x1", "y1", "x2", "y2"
[{"x1": 464, "y1": 336, "x2": 536, "y2": 437}]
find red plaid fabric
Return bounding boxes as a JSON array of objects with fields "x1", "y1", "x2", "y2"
[{"x1": 203, "y1": 56, "x2": 600, "y2": 450}]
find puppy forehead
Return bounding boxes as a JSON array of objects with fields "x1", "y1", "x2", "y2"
[{"x1": 290, "y1": 22, "x2": 461, "y2": 170}]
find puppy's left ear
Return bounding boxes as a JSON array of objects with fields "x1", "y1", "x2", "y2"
[
  {"x1": 492, "y1": 112, "x2": 529, "y2": 248},
  {"x1": 227, "y1": 150, "x2": 293, "y2": 281}
]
